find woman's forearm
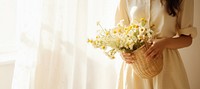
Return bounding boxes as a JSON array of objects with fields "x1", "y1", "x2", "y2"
[{"x1": 164, "y1": 35, "x2": 193, "y2": 49}]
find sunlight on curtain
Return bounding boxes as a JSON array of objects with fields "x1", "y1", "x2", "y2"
[
  {"x1": 12, "y1": 0, "x2": 121, "y2": 89},
  {"x1": 86, "y1": 0, "x2": 122, "y2": 89},
  {"x1": 0, "y1": 0, "x2": 17, "y2": 52},
  {"x1": 12, "y1": 0, "x2": 42, "y2": 89}
]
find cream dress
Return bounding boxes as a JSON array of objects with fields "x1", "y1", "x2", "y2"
[{"x1": 115, "y1": 0, "x2": 197, "y2": 89}]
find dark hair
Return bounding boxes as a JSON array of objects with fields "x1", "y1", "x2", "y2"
[{"x1": 160, "y1": 0, "x2": 182, "y2": 16}]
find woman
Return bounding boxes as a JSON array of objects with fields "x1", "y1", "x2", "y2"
[{"x1": 115, "y1": 0, "x2": 197, "y2": 89}]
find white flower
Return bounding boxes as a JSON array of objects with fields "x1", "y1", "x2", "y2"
[{"x1": 87, "y1": 18, "x2": 156, "y2": 59}]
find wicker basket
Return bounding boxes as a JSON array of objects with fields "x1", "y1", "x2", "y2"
[{"x1": 131, "y1": 44, "x2": 163, "y2": 79}]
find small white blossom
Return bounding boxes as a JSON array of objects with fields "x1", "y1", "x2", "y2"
[{"x1": 87, "y1": 18, "x2": 156, "y2": 59}]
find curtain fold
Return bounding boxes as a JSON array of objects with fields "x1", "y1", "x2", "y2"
[
  {"x1": 34, "y1": 0, "x2": 67, "y2": 88},
  {"x1": 13, "y1": 0, "x2": 119, "y2": 89}
]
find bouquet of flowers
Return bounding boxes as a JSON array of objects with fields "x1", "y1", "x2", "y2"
[
  {"x1": 87, "y1": 18, "x2": 163, "y2": 78},
  {"x1": 87, "y1": 18, "x2": 155, "y2": 59}
]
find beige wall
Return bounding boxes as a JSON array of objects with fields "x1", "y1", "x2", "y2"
[{"x1": 179, "y1": 0, "x2": 200, "y2": 89}]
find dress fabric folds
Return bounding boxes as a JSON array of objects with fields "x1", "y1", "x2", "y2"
[{"x1": 115, "y1": 0, "x2": 197, "y2": 89}]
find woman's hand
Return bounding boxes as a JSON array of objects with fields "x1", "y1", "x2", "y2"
[
  {"x1": 121, "y1": 38, "x2": 167, "y2": 63},
  {"x1": 121, "y1": 52, "x2": 136, "y2": 64},
  {"x1": 145, "y1": 35, "x2": 192, "y2": 60},
  {"x1": 145, "y1": 38, "x2": 167, "y2": 60}
]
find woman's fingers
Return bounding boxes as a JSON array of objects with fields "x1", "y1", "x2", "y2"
[
  {"x1": 124, "y1": 57, "x2": 134, "y2": 62},
  {"x1": 121, "y1": 52, "x2": 136, "y2": 63},
  {"x1": 146, "y1": 47, "x2": 162, "y2": 61},
  {"x1": 122, "y1": 52, "x2": 131, "y2": 56},
  {"x1": 147, "y1": 49, "x2": 159, "y2": 60},
  {"x1": 125, "y1": 58, "x2": 135, "y2": 64},
  {"x1": 126, "y1": 61, "x2": 134, "y2": 64},
  {"x1": 145, "y1": 42, "x2": 162, "y2": 60},
  {"x1": 154, "y1": 52, "x2": 162, "y2": 60},
  {"x1": 145, "y1": 45, "x2": 155, "y2": 57}
]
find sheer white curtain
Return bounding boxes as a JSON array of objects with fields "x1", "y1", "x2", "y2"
[{"x1": 12, "y1": 0, "x2": 121, "y2": 89}]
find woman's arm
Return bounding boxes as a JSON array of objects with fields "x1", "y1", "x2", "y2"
[
  {"x1": 145, "y1": 35, "x2": 192, "y2": 60},
  {"x1": 121, "y1": 35, "x2": 193, "y2": 63},
  {"x1": 164, "y1": 35, "x2": 192, "y2": 49}
]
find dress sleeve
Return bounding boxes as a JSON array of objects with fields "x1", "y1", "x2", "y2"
[
  {"x1": 177, "y1": 0, "x2": 197, "y2": 38},
  {"x1": 115, "y1": 0, "x2": 130, "y2": 25}
]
